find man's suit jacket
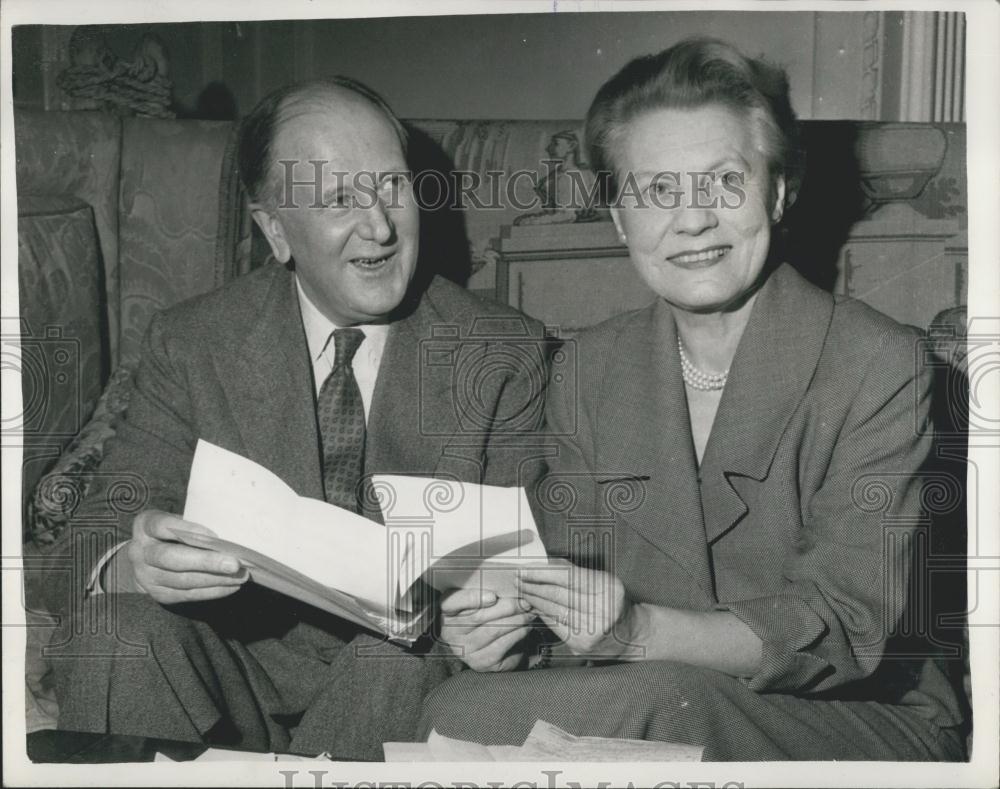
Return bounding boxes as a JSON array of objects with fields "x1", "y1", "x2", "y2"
[
  {"x1": 79, "y1": 262, "x2": 548, "y2": 554},
  {"x1": 538, "y1": 263, "x2": 962, "y2": 729}
]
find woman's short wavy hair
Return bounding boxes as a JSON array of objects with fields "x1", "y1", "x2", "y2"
[{"x1": 585, "y1": 37, "x2": 801, "y2": 205}]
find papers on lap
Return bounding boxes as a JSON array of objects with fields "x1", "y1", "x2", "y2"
[
  {"x1": 383, "y1": 720, "x2": 704, "y2": 762},
  {"x1": 180, "y1": 439, "x2": 549, "y2": 642}
]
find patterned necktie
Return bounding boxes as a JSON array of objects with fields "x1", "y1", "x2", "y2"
[{"x1": 317, "y1": 328, "x2": 367, "y2": 513}]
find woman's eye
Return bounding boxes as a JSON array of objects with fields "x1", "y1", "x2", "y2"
[{"x1": 719, "y1": 170, "x2": 743, "y2": 187}]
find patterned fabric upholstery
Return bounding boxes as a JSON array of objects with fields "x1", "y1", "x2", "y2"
[
  {"x1": 26, "y1": 364, "x2": 135, "y2": 548},
  {"x1": 15, "y1": 112, "x2": 122, "y2": 360},
  {"x1": 19, "y1": 114, "x2": 252, "y2": 548},
  {"x1": 117, "y1": 118, "x2": 241, "y2": 365},
  {"x1": 17, "y1": 197, "x2": 105, "y2": 534}
]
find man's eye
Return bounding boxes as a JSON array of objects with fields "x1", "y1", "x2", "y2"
[
  {"x1": 649, "y1": 178, "x2": 677, "y2": 195},
  {"x1": 324, "y1": 194, "x2": 352, "y2": 209},
  {"x1": 380, "y1": 172, "x2": 412, "y2": 192}
]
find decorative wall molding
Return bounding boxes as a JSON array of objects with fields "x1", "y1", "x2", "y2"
[
  {"x1": 860, "y1": 12, "x2": 884, "y2": 120},
  {"x1": 900, "y1": 11, "x2": 965, "y2": 122}
]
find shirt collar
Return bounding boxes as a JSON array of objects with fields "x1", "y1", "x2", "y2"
[{"x1": 295, "y1": 275, "x2": 389, "y2": 360}]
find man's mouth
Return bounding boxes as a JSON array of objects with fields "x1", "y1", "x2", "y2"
[
  {"x1": 667, "y1": 245, "x2": 730, "y2": 267},
  {"x1": 349, "y1": 251, "x2": 396, "y2": 271}
]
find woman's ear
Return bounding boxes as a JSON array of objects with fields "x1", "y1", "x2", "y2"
[
  {"x1": 770, "y1": 174, "x2": 787, "y2": 224},
  {"x1": 250, "y1": 204, "x2": 291, "y2": 263}
]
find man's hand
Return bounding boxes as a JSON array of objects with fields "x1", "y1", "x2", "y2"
[
  {"x1": 439, "y1": 588, "x2": 535, "y2": 672},
  {"x1": 517, "y1": 563, "x2": 639, "y2": 660},
  {"x1": 127, "y1": 509, "x2": 248, "y2": 605}
]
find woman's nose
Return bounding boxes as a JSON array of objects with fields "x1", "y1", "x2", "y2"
[{"x1": 670, "y1": 201, "x2": 719, "y2": 235}]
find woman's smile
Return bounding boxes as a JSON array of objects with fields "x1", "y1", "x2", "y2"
[{"x1": 667, "y1": 245, "x2": 731, "y2": 268}]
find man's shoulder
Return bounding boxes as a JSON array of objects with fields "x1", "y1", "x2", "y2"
[
  {"x1": 153, "y1": 263, "x2": 288, "y2": 341},
  {"x1": 420, "y1": 276, "x2": 545, "y2": 338}
]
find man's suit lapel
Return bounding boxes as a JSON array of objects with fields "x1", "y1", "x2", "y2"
[
  {"x1": 366, "y1": 286, "x2": 452, "y2": 482},
  {"x1": 601, "y1": 299, "x2": 715, "y2": 600},
  {"x1": 699, "y1": 264, "x2": 835, "y2": 543},
  {"x1": 217, "y1": 266, "x2": 325, "y2": 500}
]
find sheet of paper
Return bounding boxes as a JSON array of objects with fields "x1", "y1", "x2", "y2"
[
  {"x1": 426, "y1": 729, "x2": 497, "y2": 761},
  {"x1": 520, "y1": 719, "x2": 704, "y2": 762},
  {"x1": 372, "y1": 475, "x2": 545, "y2": 558},
  {"x1": 372, "y1": 475, "x2": 547, "y2": 597},
  {"x1": 382, "y1": 742, "x2": 438, "y2": 762},
  {"x1": 183, "y1": 439, "x2": 390, "y2": 608},
  {"x1": 155, "y1": 748, "x2": 329, "y2": 762},
  {"x1": 389, "y1": 720, "x2": 703, "y2": 763}
]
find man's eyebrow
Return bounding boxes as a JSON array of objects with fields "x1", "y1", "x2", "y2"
[
  {"x1": 703, "y1": 154, "x2": 751, "y2": 172},
  {"x1": 320, "y1": 184, "x2": 350, "y2": 203}
]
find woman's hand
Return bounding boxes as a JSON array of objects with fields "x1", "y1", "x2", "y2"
[
  {"x1": 439, "y1": 589, "x2": 535, "y2": 672},
  {"x1": 517, "y1": 563, "x2": 643, "y2": 660}
]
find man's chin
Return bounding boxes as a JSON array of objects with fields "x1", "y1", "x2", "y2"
[{"x1": 345, "y1": 291, "x2": 411, "y2": 324}]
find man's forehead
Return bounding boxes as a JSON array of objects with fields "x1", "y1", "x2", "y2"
[{"x1": 273, "y1": 87, "x2": 398, "y2": 154}]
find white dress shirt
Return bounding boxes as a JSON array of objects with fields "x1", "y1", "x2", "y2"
[
  {"x1": 295, "y1": 276, "x2": 389, "y2": 415},
  {"x1": 89, "y1": 275, "x2": 390, "y2": 594}
]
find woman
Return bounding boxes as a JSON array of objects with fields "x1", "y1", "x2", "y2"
[{"x1": 425, "y1": 38, "x2": 965, "y2": 761}]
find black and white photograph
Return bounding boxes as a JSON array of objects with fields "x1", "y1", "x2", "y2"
[{"x1": 2, "y1": 1, "x2": 998, "y2": 786}]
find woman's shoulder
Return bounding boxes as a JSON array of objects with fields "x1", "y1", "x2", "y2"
[
  {"x1": 574, "y1": 300, "x2": 659, "y2": 344},
  {"x1": 569, "y1": 300, "x2": 660, "y2": 373},
  {"x1": 828, "y1": 293, "x2": 925, "y2": 361},
  {"x1": 818, "y1": 293, "x2": 928, "y2": 394}
]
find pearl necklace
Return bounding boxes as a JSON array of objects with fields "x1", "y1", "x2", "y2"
[{"x1": 678, "y1": 337, "x2": 729, "y2": 391}]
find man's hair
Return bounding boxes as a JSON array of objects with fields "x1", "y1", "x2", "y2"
[
  {"x1": 585, "y1": 37, "x2": 800, "y2": 200},
  {"x1": 237, "y1": 76, "x2": 409, "y2": 205}
]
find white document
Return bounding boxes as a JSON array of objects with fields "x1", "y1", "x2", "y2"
[
  {"x1": 372, "y1": 473, "x2": 549, "y2": 600},
  {"x1": 178, "y1": 440, "x2": 549, "y2": 638},
  {"x1": 183, "y1": 439, "x2": 389, "y2": 607},
  {"x1": 384, "y1": 721, "x2": 703, "y2": 762}
]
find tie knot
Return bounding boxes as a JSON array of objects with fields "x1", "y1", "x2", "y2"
[{"x1": 332, "y1": 328, "x2": 366, "y2": 368}]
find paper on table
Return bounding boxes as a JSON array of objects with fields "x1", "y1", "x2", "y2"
[
  {"x1": 385, "y1": 721, "x2": 703, "y2": 762},
  {"x1": 183, "y1": 439, "x2": 390, "y2": 608},
  {"x1": 425, "y1": 729, "x2": 497, "y2": 761},
  {"x1": 519, "y1": 719, "x2": 704, "y2": 762},
  {"x1": 155, "y1": 748, "x2": 331, "y2": 762},
  {"x1": 381, "y1": 742, "x2": 440, "y2": 762}
]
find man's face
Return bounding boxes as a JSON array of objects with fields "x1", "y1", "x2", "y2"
[{"x1": 254, "y1": 90, "x2": 419, "y2": 326}]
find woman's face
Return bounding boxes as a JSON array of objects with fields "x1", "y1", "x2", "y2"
[{"x1": 610, "y1": 103, "x2": 784, "y2": 314}]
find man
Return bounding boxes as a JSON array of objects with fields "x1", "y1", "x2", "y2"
[{"x1": 53, "y1": 78, "x2": 548, "y2": 759}]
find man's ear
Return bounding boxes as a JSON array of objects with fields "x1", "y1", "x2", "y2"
[
  {"x1": 250, "y1": 204, "x2": 291, "y2": 263},
  {"x1": 610, "y1": 207, "x2": 627, "y2": 245},
  {"x1": 770, "y1": 174, "x2": 787, "y2": 224}
]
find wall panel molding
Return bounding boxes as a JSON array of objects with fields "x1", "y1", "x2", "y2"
[{"x1": 900, "y1": 11, "x2": 965, "y2": 122}]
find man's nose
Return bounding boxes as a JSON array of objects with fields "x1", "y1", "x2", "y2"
[{"x1": 356, "y1": 199, "x2": 394, "y2": 244}]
